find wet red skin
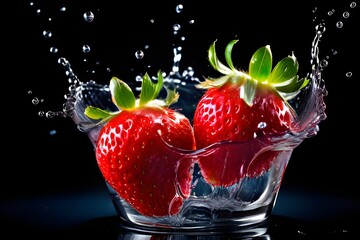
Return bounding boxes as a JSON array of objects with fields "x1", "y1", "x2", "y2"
[
  {"x1": 193, "y1": 82, "x2": 295, "y2": 186},
  {"x1": 96, "y1": 107, "x2": 196, "y2": 217}
]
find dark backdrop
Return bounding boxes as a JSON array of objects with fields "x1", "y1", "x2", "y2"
[{"x1": 3, "y1": 0, "x2": 360, "y2": 238}]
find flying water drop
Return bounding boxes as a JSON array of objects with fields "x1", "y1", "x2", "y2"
[
  {"x1": 82, "y1": 45, "x2": 91, "y2": 53},
  {"x1": 336, "y1": 21, "x2": 344, "y2": 28},
  {"x1": 83, "y1": 11, "x2": 94, "y2": 22},
  {"x1": 328, "y1": 9, "x2": 335, "y2": 16},
  {"x1": 42, "y1": 30, "x2": 52, "y2": 38},
  {"x1": 135, "y1": 50, "x2": 144, "y2": 59},
  {"x1": 346, "y1": 72, "x2": 353, "y2": 77},
  {"x1": 176, "y1": 4, "x2": 183, "y2": 13},
  {"x1": 343, "y1": 11, "x2": 350, "y2": 18},
  {"x1": 50, "y1": 47, "x2": 58, "y2": 53}
]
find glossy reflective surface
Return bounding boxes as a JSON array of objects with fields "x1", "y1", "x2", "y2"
[{"x1": 2, "y1": 186, "x2": 358, "y2": 239}]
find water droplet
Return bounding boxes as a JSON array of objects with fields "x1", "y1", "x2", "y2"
[
  {"x1": 336, "y1": 21, "x2": 343, "y2": 28},
  {"x1": 29, "y1": 2, "x2": 34, "y2": 6},
  {"x1": 83, "y1": 11, "x2": 94, "y2": 22},
  {"x1": 28, "y1": 90, "x2": 33, "y2": 95},
  {"x1": 328, "y1": 9, "x2": 335, "y2": 16},
  {"x1": 144, "y1": 44, "x2": 149, "y2": 49},
  {"x1": 343, "y1": 11, "x2": 350, "y2": 18},
  {"x1": 57, "y1": 57, "x2": 67, "y2": 66},
  {"x1": 346, "y1": 72, "x2": 353, "y2": 77},
  {"x1": 82, "y1": 45, "x2": 91, "y2": 53},
  {"x1": 150, "y1": 19, "x2": 155, "y2": 23},
  {"x1": 181, "y1": 36, "x2": 185, "y2": 41},
  {"x1": 32, "y1": 97, "x2": 39, "y2": 105},
  {"x1": 315, "y1": 23, "x2": 326, "y2": 34},
  {"x1": 50, "y1": 47, "x2": 58, "y2": 53},
  {"x1": 60, "y1": 7, "x2": 66, "y2": 12},
  {"x1": 350, "y1": 2, "x2": 357, "y2": 8},
  {"x1": 320, "y1": 59, "x2": 328, "y2": 68},
  {"x1": 176, "y1": 4, "x2": 183, "y2": 13},
  {"x1": 36, "y1": 9, "x2": 41, "y2": 15},
  {"x1": 49, "y1": 130, "x2": 57, "y2": 135},
  {"x1": 135, "y1": 50, "x2": 144, "y2": 59},
  {"x1": 173, "y1": 23, "x2": 181, "y2": 31},
  {"x1": 135, "y1": 75, "x2": 142, "y2": 82},
  {"x1": 42, "y1": 30, "x2": 52, "y2": 38},
  {"x1": 46, "y1": 111, "x2": 55, "y2": 118},
  {"x1": 65, "y1": 70, "x2": 73, "y2": 77},
  {"x1": 257, "y1": 122, "x2": 267, "y2": 129},
  {"x1": 297, "y1": 230, "x2": 307, "y2": 236},
  {"x1": 38, "y1": 111, "x2": 45, "y2": 117},
  {"x1": 189, "y1": 19, "x2": 195, "y2": 24}
]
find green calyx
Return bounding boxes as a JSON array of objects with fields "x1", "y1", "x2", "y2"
[
  {"x1": 84, "y1": 70, "x2": 179, "y2": 122},
  {"x1": 198, "y1": 39, "x2": 309, "y2": 106}
]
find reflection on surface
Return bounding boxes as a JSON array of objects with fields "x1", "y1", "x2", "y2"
[
  {"x1": 117, "y1": 215, "x2": 356, "y2": 240},
  {"x1": 14, "y1": 215, "x2": 351, "y2": 240},
  {"x1": 117, "y1": 218, "x2": 269, "y2": 239},
  {"x1": 124, "y1": 216, "x2": 357, "y2": 239},
  {"x1": 2, "y1": 187, "x2": 358, "y2": 240}
]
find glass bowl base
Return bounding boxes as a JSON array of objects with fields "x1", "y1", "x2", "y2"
[{"x1": 111, "y1": 192, "x2": 274, "y2": 235}]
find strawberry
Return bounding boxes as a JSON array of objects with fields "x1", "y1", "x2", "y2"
[
  {"x1": 84, "y1": 71, "x2": 196, "y2": 217},
  {"x1": 193, "y1": 40, "x2": 309, "y2": 186}
]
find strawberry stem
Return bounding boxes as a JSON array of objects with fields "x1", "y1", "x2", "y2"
[
  {"x1": 198, "y1": 39, "x2": 310, "y2": 105},
  {"x1": 139, "y1": 71, "x2": 163, "y2": 106},
  {"x1": 84, "y1": 70, "x2": 179, "y2": 122}
]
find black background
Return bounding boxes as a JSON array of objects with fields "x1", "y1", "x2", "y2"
[{"x1": 3, "y1": 0, "x2": 360, "y2": 239}]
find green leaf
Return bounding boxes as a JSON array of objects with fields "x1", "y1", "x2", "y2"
[
  {"x1": 155, "y1": 71, "x2": 164, "y2": 96},
  {"x1": 208, "y1": 40, "x2": 232, "y2": 75},
  {"x1": 269, "y1": 54, "x2": 299, "y2": 84},
  {"x1": 300, "y1": 78, "x2": 310, "y2": 89},
  {"x1": 242, "y1": 80, "x2": 257, "y2": 106},
  {"x1": 275, "y1": 76, "x2": 309, "y2": 93},
  {"x1": 139, "y1": 71, "x2": 164, "y2": 106},
  {"x1": 225, "y1": 39, "x2": 238, "y2": 71},
  {"x1": 84, "y1": 106, "x2": 114, "y2": 120},
  {"x1": 196, "y1": 75, "x2": 231, "y2": 89},
  {"x1": 249, "y1": 45, "x2": 272, "y2": 82},
  {"x1": 110, "y1": 77, "x2": 136, "y2": 109},
  {"x1": 164, "y1": 87, "x2": 180, "y2": 106}
]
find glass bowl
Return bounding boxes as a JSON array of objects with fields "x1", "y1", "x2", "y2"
[{"x1": 67, "y1": 68, "x2": 326, "y2": 235}]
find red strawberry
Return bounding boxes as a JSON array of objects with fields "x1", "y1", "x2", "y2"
[
  {"x1": 85, "y1": 71, "x2": 196, "y2": 217},
  {"x1": 193, "y1": 40, "x2": 309, "y2": 186}
]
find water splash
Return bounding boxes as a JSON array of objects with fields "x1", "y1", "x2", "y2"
[
  {"x1": 25, "y1": 1, "x2": 358, "y2": 231},
  {"x1": 27, "y1": 1, "x2": 358, "y2": 147},
  {"x1": 29, "y1": 2, "x2": 336, "y2": 140}
]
